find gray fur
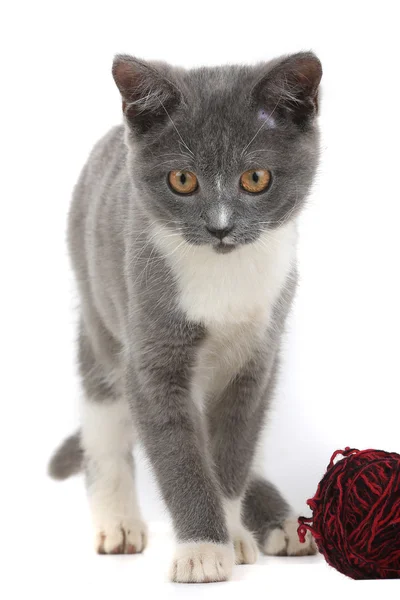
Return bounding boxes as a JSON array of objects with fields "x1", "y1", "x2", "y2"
[
  {"x1": 48, "y1": 432, "x2": 83, "y2": 480},
  {"x1": 243, "y1": 477, "x2": 291, "y2": 545},
  {"x1": 49, "y1": 52, "x2": 321, "y2": 549}
]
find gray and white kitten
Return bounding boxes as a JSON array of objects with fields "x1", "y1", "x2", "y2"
[{"x1": 49, "y1": 52, "x2": 322, "y2": 583}]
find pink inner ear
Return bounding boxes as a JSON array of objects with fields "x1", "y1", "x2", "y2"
[
  {"x1": 292, "y1": 57, "x2": 322, "y2": 95},
  {"x1": 113, "y1": 59, "x2": 143, "y2": 99}
]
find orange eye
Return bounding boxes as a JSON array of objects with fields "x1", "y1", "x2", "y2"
[
  {"x1": 240, "y1": 169, "x2": 271, "y2": 193},
  {"x1": 168, "y1": 170, "x2": 198, "y2": 194}
]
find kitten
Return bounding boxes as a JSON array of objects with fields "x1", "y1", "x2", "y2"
[{"x1": 49, "y1": 52, "x2": 322, "y2": 582}]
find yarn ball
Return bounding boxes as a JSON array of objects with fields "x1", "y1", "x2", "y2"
[{"x1": 297, "y1": 447, "x2": 400, "y2": 579}]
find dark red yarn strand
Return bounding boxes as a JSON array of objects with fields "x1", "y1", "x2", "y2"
[{"x1": 298, "y1": 447, "x2": 400, "y2": 579}]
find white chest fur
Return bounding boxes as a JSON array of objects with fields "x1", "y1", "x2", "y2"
[
  {"x1": 153, "y1": 221, "x2": 296, "y2": 407},
  {"x1": 153, "y1": 221, "x2": 297, "y2": 327}
]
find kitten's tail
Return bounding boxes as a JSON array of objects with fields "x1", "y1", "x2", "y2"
[{"x1": 48, "y1": 431, "x2": 84, "y2": 480}]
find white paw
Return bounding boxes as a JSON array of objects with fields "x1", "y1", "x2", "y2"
[
  {"x1": 96, "y1": 518, "x2": 148, "y2": 554},
  {"x1": 169, "y1": 542, "x2": 234, "y2": 583},
  {"x1": 263, "y1": 517, "x2": 317, "y2": 556},
  {"x1": 223, "y1": 497, "x2": 258, "y2": 565},
  {"x1": 232, "y1": 527, "x2": 259, "y2": 564}
]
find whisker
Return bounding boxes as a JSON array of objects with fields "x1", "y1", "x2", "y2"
[
  {"x1": 240, "y1": 93, "x2": 284, "y2": 157},
  {"x1": 157, "y1": 98, "x2": 194, "y2": 157}
]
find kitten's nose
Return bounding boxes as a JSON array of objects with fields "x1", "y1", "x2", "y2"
[{"x1": 206, "y1": 225, "x2": 234, "y2": 240}]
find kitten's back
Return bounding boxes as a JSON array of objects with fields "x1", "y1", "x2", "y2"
[{"x1": 68, "y1": 125, "x2": 130, "y2": 343}]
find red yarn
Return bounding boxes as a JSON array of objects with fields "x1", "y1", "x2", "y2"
[{"x1": 298, "y1": 447, "x2": 400, "y2": 579}]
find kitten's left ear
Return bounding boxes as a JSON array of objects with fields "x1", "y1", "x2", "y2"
[
  {"x1": 252, "y1": 52, "x2": 322, "y2": 127},
  {"x1": 112, "y1": 54, "x2": 182, "y2": 135}
]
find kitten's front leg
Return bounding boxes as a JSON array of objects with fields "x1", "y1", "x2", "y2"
[
  {"x1": 206, "y1": 357, "x2": 277, "y2": 565},
  {"x1": 208, "y1": 356, "x2": 316, "y2": 561},
  {"x1": 125, "y1": 327, "x2": 234, "y2": 583}
]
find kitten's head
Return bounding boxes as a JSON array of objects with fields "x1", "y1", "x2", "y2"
[{"x1": 113, "y1": 52, "x2": 322, "y2": 253}]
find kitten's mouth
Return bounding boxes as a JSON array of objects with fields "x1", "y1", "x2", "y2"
[{"x1": 214, "y1": 242, "x2": 236, "y2": 254}]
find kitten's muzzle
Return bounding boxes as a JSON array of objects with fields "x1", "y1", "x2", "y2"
[{"x1": 205, "y1": 225, "x2": 234, "y2": 241}]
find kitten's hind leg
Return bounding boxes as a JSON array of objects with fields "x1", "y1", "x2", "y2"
[
  {"x1": 77, "y1": 319, "x2": 147, "y2": 555},
  {"x1": 82, "y1": 396, "x2": 148, "y2": 554},
  {"x1": 243, "y1": 476, "x2": 316, "y2": 556}
]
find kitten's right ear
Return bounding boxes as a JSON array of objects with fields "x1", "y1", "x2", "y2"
[
  {"x1": 252, "y1": 52, "x2": 322, "y2": 128},
  {"x1": 112, "y1": 55, "x2": 181, "y2": 135}
]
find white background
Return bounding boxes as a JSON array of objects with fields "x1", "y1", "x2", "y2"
[{"x1": 2, "y1": 1, "x2": 400, "y2": 598}]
